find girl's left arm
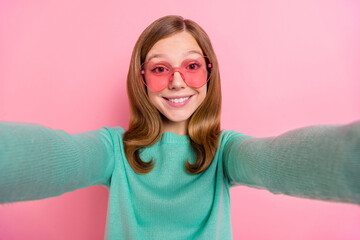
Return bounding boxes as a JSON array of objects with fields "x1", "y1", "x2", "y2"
[{"x1": 223, "y1": 121, "x2": 360, "y2": 205}]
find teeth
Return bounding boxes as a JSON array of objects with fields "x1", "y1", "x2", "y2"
[{"x1": 168, "y1": 97, "x2": 190, "y2": 103}]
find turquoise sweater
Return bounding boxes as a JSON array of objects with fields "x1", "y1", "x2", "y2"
[{"x1": 0, "y1": 121, "x2": 359, "y2": 239}]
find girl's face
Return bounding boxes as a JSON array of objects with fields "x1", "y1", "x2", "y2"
[{"x1": 145, "y1": 31, "x2": 207, "y2": 134}]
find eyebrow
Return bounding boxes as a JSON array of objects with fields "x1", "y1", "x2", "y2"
[
  {"x1": 183, "y1": 50, "x2": 203, "y2": 57},
  {"x1": 146, "y1": 50, "x2": 203, "y2": 62}
]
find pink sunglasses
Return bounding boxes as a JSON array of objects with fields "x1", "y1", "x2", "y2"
[{"x1": 140, "y1": 56, "x2": 212, "y2": 92}]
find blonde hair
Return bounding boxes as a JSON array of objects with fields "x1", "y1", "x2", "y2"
[{"x1": 123, "y1": 15, "x2": 222, "y2": 174}]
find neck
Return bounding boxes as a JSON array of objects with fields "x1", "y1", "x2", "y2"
[{"x1": 162, "y1": 119, "x2": 188, "y2": 135}]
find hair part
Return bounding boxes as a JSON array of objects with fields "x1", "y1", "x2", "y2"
[{"x1": 123, "y1": 15, "x2": 222, "y2": 174}]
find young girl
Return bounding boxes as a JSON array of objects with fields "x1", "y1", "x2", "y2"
[{"x1": 0, "y1": 15, "x2": 359, "y2": 240}]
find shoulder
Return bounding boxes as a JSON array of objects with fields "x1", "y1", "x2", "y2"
[
  {"x1": 220, "y1": 129, "x2": 252, "y2": 142},
  {"x1": 102, "y1": 126, "x2": 126, "y2": 135},
  {"x1": 218, "y1": 129, "x2": 254, "y2": 151},
  {"x1": 84, "y1": 126, "x2": 126, "y2": 149},
  {"x1": 98, "y1": 126, "x2": 126, "y2": 138}
]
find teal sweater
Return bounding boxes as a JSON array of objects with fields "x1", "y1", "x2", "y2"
[{"x1": 0, "y1": 121, "x2": 359, "y2": 239}]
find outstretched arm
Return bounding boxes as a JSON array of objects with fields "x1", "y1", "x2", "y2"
[
  {"x1": 223, "y1": 121, "x2": 360, "y2": 205},
  {"x1": 0, "y1": 122, "x2": 115, "y2": 203}
]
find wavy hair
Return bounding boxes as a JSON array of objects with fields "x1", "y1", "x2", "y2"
[{"x1": 123, "y1": 15, "x2": 222, "y2": 174}]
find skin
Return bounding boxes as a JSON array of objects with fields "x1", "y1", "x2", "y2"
[{"x1": 145, "y1": 31, "x2": 207, "y2": 135}]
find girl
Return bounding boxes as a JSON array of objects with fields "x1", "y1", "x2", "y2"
[{"x1": 0, "y1": 15, "x2": 359, "y2": 240}]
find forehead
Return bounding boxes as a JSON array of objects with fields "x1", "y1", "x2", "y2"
[{"x1": 145, "y1": 31, "x2": 203, "y2": 62}]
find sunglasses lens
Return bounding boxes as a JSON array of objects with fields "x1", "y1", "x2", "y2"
[
  {"x1": 141, "y1": 62, "x2": 170, "y2": 92},
  {"x1": 181, "y1": 57, "x2": 209, "y2": 88},
  {"x1": 141, "y1": 57, "x2": 212, "y2": 92}
]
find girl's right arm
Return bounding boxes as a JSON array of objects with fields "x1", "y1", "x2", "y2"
[{"x1": 0, "y1": 122, "x2": 115, "y2": 203}]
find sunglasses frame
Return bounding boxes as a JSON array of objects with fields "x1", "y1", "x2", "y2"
[{"x1": 140, "y1": 56, "x2": 213, "y2": 92}]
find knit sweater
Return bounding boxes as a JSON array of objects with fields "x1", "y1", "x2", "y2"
[{"x1": 0, "y1": 121, "x2": 359, "y2": 239}]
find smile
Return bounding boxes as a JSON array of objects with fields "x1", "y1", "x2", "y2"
[
  {"x1": 168, "y1": 96, "x2": 190, "y2": 103},
  {"x1": 163, "y1": 95, "x2": 193, "y2": 107}
]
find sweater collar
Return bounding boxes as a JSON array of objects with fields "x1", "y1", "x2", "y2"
[{"x1": 160, "y1": 132, "x2": 190, "y2": 144}]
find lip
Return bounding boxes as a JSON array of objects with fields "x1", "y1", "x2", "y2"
[{"x1": 163, "y1": 95, "x2": 193, "y2": 108}]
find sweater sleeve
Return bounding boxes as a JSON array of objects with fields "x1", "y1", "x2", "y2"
[
  {"x1": 223, "y1": 121, "x2": 360, "y2": 205},
  {"x1": 0, "y1": 122, "x2": 115, "y2": 203}
]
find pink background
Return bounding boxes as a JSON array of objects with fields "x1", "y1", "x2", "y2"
[{"x1": 1, "y1": 0, "x2": 359, "y2": 239}]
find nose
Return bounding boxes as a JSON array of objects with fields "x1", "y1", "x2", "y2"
[{"x1": 169, "y1": 71, "x2": 187, "y2": 90}]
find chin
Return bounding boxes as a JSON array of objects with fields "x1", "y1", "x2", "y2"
[{"x1": 163, "y1": 113, "x2": 192, "y2": 123}]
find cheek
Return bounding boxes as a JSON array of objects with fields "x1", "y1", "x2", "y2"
[
  {"x1": 147, "y1": 91, "x2": 161, "y2": 110},
  {"x1": 198, "y1": 86, "x2": 207, "y2": 104},
  {"x1": 147, "y1": 92, "x2": 154, "y2": 105}
]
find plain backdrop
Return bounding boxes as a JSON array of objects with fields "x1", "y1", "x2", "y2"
[{"x1": 0, "y1": 0, "x2": 359, "y2": 239}]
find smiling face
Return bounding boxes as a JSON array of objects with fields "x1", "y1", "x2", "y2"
[{"x1": 145, "y1": 31, "x2": 207, "y2": 134}]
